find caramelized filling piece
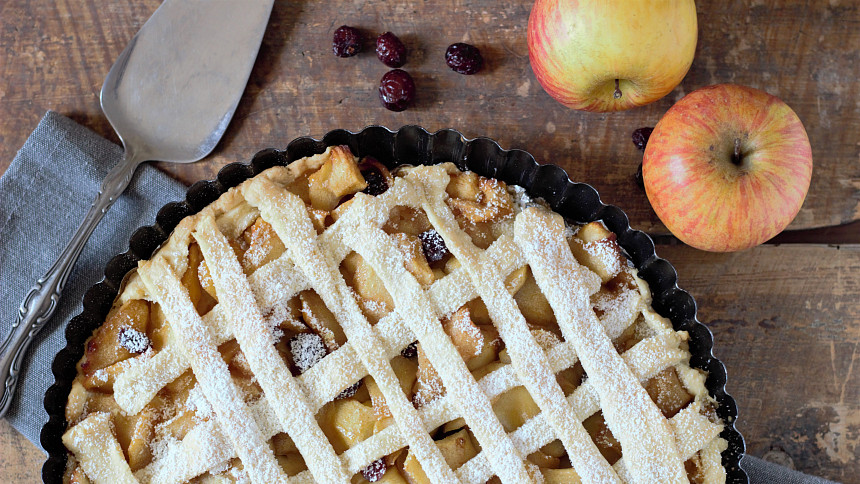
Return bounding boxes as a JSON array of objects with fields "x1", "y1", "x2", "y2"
[
  {"x1": 645, "y1": 366, "x2": 695, "y2": 418},
  {"x1": 582, "y1": 412, "x2": 622, "y2": 465}
]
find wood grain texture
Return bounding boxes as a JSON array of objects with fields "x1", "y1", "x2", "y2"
[
  {"x1": 1, "y1": 0, "x2": 859, "y2": 233},
  {"x1": 0, "y1": 0, "x2": 858, "y2": 482},
  {"x1": 0, "y1": 418, "x2": 43, "y2": 483},
  {"x1": 658, "y1": 244, "x2": 860, "y2": 483}
]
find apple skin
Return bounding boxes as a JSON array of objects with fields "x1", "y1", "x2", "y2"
[
  {"x1": 643, "y1": 84, "x2": 813, "y2": 252},
  {"x1": 528, "y1": 0, "x2": 697, "y2": 112}
]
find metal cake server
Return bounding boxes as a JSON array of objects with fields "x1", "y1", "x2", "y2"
[{"x1": 0, "y1": 0, "x2": 274, "y2": 417}]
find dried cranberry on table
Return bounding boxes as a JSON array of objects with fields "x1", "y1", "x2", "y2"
[
  {"x1": 445, "y1": 42, "x2": 483, "y2": 75},
  {"x1": 378, "y1": 69, "x2": 416, "y2": 112},
  {"x1": 376, "y1": 31, "x2": 407, "y2": 67},
  {"x1": 632, "y1": 127, "x2": 654, "y2": 151},
  {"x1": 332, "y1": 25, "x2": 363, "y2": 57}
]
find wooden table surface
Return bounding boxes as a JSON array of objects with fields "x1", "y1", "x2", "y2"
[{"x1": 1, "y1": 1, "x2": 858, "y2": 482}]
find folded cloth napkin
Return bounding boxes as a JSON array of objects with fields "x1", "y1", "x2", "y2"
[{"x1": 0, "y1": 112, "x2": 839, "y2": 484}]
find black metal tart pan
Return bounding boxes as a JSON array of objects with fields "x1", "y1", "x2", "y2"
[{"x1": 41, "y1": 125, "x2": 747, "y2": 483}]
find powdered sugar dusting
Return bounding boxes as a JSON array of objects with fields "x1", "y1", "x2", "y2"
[
  {"x1": 531, "y1": 328, "x2": 561, "y2": 351},
  {"x1": 583, "y1": 238, "x2": 624, "y2": 280},
  {"x1": 62, "y1": 412, "x2": 138, "y2": 483},
  {"x1": 290, "y1": 333, "x2": 328, "y2": 373},
  {"x1": 118, "y1": 327, "x2": 150, "y2": 354},
  {"x1": 593, "y1": 287, "x2": 641, "y2": 339},
  {"x1": 361, "y1": 457, "x2": 387, "y2": 482},
  {"x1": 508, "y1": 184, "x2": 533, "y2": 211},
  {"x1": 418, "y1": 229, "x2": 448, "y2": 262},
  {"x1": 183, "y1": 384, "x2": 211, "y2": 420},
  {"x1": 207, "y1": 459, "x2": 232, "y2": 476}
]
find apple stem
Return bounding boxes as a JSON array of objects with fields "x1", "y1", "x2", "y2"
[
  {"x1": 732, "y1": 138, "x2": 743, "y2": 166},
  {"x1": 613, "y1": 79, "x2": 622, "y2": 99}
]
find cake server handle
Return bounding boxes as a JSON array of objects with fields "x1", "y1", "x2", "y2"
[{"x1": 0, "y1": 153, "x2": 143, "y2": 418}]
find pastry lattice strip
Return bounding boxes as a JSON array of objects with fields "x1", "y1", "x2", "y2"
[
  {"x1": 516, "y1": 207, "x2": 690, "y2": 482},
  {"x1": 193, "y1": 214, "x2": 352, "y2": 482},
  {"x1": 63, "y1": 412, "x2": 139, "y2": 484},
  {"x1": 85, "y1": 160, "x2": 723, "y2": 483}
]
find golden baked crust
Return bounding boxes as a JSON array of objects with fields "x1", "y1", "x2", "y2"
[{"x1": 62, "y1": 146, "x2": 727, "y2": 484}]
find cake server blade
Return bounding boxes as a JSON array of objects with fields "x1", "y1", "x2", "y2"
[{"x1": 0, "y1": 0, "x2": 275, "y2": 418}]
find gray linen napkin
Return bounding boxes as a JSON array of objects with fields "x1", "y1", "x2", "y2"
[
  {"x1": 0, "y1": 112, "x2": 838, "y2": 484},
  {"x1": 0, "y1": 111, "x2": 185, "y2": 444},
  {"x1": 742, "y1": 455, "x2": 838, "y2": 484}
]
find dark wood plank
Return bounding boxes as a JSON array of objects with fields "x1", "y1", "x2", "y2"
[
  {"x1": 650, "y1": 219, "x2": 860, "y2": 245},
  {"x1": 660, "y1": 244, "x2": 860, "y2": 483},
  {"x1": 1, "y1": 0, "x2": 858, "y2": 233},
  {"x1": 769, "y1": 219, "x2": 860, "y2": 245},
  {"x1": 0, "y1": 419, "x2": 43, "y2": 483}
]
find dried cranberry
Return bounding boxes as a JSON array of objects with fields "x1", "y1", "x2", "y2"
[
  {"x1": 400, "y1": 341, "x2": 418, "y2": 359},
  {"x1": 418, "y1": 229, "x2": 448, "y2": 262},
  {"x1": 336, "y1": 381, "x2": 362, "y2": 400},
  {"x1": 632, "y1": 127, "x2": 654, "y2": 151},
  {"x1": 445, "y1": 43, "x2": 483, "y2": 75},
  {"x1": 378, "y1": 69, "x2": 415, "y2": 112},
  {"x1": 361, "y1": 458, "x2": 387, "y2": 482},
  {"x1": 362, "y1": 168, "x2": 389, "y2": 196},
  {"x1": 376, "y1": 32, "x2": 406, "y2": 68},
  {"x1": 332, "y1": 25, "x2": 363, "y2": 57}
]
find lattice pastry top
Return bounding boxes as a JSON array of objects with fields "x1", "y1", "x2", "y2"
[{"x1": 62, "y1": 146, "x2": 728, "y2": 484}]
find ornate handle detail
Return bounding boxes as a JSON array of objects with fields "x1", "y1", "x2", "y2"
[{"x1": 0, "y1": 153, "x2": 143, "y2": 418}]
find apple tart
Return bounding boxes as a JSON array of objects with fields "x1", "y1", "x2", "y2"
[{"x1": 60, "y1": 145, "x2": 729, "y2": 483}]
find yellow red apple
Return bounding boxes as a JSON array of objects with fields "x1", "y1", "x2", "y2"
[
  {"x1": 642, "y1": 84, "x2": 813, "y2": 252},
  {"x1": 527, "y1": 0, "x2": 698, "y2": 112}
]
